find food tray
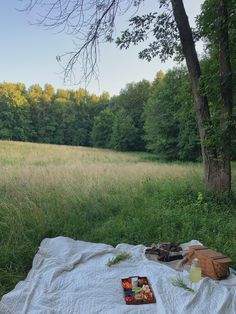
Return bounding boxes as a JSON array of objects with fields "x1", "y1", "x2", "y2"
[{"x1": 121, "y1": 276, "x2": 156, "y2": 305}]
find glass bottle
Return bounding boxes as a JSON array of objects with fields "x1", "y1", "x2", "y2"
[{"x1": 188, "y1": 258, "x2": 201, "y2": 283}]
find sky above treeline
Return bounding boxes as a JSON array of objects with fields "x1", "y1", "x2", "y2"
[{"x1": 1, "y1": 0, "x2": 204, "y2": 96}]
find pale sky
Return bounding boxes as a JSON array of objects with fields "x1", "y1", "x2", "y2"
[{"x1": 0, "y1": 0, "x2": 204, "y2": 96}]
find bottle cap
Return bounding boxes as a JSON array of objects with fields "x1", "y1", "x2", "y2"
[{"x1": 192, "y1": 258, "x2": 199, "y2": 266}]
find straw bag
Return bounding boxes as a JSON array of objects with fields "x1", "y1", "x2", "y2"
[{"x1": 188, "y1": 245, "x2": 231, "y2": 280}]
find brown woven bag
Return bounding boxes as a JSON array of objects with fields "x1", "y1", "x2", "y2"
[{"x1": 188, "y1": 245, "x2": 231, "y2": 280}]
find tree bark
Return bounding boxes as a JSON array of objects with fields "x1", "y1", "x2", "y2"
[
  {"x1": 170, "y1": 0, "x2": 232, "y2": 193},
  {"x1": 217, "y1": 0, "x2": 233, "y2": 191}
]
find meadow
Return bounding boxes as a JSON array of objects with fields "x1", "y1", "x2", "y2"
[{"x1": 0, "y1": 140, "x2": 235, "y2": 296}]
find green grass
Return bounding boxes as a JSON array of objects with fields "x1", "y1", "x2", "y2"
[{"x1": 0, "y1": 140, "x2": 235, "y2": 297}]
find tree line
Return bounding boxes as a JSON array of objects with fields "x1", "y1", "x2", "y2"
[
  {"x1": 21, "y1": 0, "x2": 236, "y2": 193},
  {"x1": 0, "y1": 67, "x2": 235, "y2": 162},
  {"x1": 0, "y1": 83, "x2": 108, "y2": 147}
]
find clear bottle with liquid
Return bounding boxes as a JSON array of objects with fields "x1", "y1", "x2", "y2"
[{"x1": 188, "y1": 258, "x2": 201, "y2": 283}]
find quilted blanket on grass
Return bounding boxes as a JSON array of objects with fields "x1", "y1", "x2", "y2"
[{"x1": 0, "y1": 237, "x2": 235, "y2": 314}]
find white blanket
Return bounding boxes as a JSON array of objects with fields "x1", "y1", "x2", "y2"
[{"x1": 0, "y1": 237, "x2": 235, "y2": 314}]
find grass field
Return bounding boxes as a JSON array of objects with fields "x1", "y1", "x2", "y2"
[{"x1": 0, "y1": 140, "x2": 236, "y2": 296}]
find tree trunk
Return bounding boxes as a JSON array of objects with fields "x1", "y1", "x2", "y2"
[
  {"x1": 217, "y1": 0, "x2": 233, "y2": 191},
  {"x1": 170, "y1": 0, "x2": 231, "y2": 193}
]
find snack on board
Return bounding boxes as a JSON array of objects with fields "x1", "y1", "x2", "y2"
[{"x1": 121, "y1": 276, "x2": 156, "y2": 305}]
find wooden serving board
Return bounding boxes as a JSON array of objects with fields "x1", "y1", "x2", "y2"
[{"x1": 121, "y1": 276, "x2": 156, "y2": 305}]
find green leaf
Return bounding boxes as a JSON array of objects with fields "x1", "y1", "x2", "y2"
[
  {"x1": 106, "y1": 252, "x2": 131, "y2": 267},
  {"x1": 170, "y1": 277, "x2": 195, "y2": 293}
]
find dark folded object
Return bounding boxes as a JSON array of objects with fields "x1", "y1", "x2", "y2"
[
  {"x1": 158, "y1": 243, "x2": 182, "y2": 252},
  {"x1": 145, "y1": 243, "x2": 183, "y2": 262}
]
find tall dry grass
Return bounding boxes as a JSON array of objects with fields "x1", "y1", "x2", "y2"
[{"x1": 0, "y1": 140, "x2": 202, "y2": 192}]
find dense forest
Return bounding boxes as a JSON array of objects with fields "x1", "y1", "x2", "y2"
[{"x1": 0, "y1": 65, "x2": 235, "y2": 162}]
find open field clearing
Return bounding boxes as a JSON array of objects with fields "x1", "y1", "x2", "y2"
[{"x1": 0, "y1": 140, "x2": 235, "y2": 296}]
